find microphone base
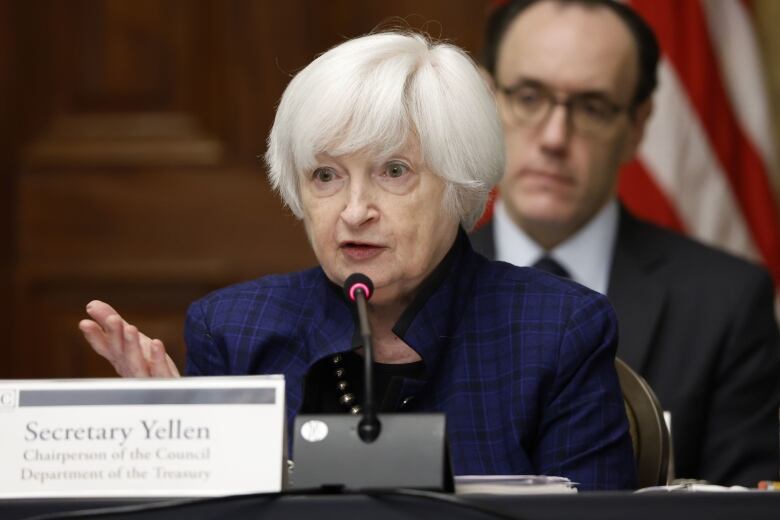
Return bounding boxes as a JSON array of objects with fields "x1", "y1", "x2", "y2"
[
  {"x1": 357, "y1": 416, "x2": 381, "y2": 443},
  {"x1": 292, "y1": 413, "x2": 452, "y2": 491}
]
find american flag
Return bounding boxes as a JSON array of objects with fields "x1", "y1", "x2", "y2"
[{"x1": 618, "y1": 0, "x2": 780, "y2": 315}]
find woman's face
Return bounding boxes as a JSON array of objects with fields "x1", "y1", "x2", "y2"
[{"x1": 300, "y1": 140, "x2": 460, "y2": 306}]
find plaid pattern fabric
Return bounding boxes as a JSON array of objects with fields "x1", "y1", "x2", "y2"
[{"x1": 184, "y1": 231, "x2": 637, "y2": 490}]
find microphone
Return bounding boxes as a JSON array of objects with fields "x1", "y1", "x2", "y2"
[{"x1": 343, "y1": 273, "x2": 380, "y2": 443}]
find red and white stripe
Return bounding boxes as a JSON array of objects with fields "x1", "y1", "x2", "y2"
[{"x1": 619, "y1": 0, "x2": 780, "y2": 316}]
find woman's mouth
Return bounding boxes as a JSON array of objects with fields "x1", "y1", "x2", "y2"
[{"x1": 340, "y1": 242, "x2": 386, "y2": 261}]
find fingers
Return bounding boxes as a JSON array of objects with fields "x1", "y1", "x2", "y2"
[
  {"x1": 81, "y1": 303, "x2": 148, "y2": 377},
  {"x1": 121, "y1": 325, "x2": 150, "y2": 377},
  {"x1": 81, "y1": 300, "x2": 180, "y2": 378},
  {"x1": 79, "y1": 319, "x2": 111, "y2": 357},
  {"x1": 98, "y1": 310, "x2": 150, "y2": 377},
  {"x1": 80, "y1": 303, "x2": 128, "y2": 364},
  {"x1": 104, "y1": 314, "x2": 126, "y2": 366},
  {"x1": 109, "y1": 319, "x2": 161, "y2": 378},
  {"x1": 81, "y1": 316, "x2": 144, "y2": 378},
  {"x1": 86, "y1": 301, "x2": 155, "y2": 354},
  {"x1": 85, "y1": 300, "x2": 122, "y2": 329},
  {"x1": 149, "y1": 340, "x2": 179, "y2": 378}
]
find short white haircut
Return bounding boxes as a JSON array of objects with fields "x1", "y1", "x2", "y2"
[{"x1": 265, "y1": 30, "x2": 504, "y2": 231}]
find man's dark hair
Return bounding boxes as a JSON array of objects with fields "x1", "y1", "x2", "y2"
[{"x1": 483, "y1": 0, "x2": 660, "y2": 107}]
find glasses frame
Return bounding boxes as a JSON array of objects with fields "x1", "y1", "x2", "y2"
[{"x1": 496, "y1": 80, "x2": 631, "y2": 136}]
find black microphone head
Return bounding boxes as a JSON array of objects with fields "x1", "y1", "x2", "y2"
[{"x1": 343, "y1": 273, "x2": 374, "y2": 302}]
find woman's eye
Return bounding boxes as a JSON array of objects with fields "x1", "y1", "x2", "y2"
[
  {"x1": 313, "y1": 167, "x2": 336, "y2": 182},
  {"x1": 385, "y1": 162, "x2": 409, "y2": 178}
]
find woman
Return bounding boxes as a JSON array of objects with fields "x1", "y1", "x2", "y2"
[{"x1": 80, "y1": 31, "x2": 636, "y2": 490}]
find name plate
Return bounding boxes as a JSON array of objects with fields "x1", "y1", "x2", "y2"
[{"x1": 0, "y1": 376, "x2": 286, "y2": 498}]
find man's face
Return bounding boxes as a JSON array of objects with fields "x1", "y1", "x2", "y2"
[{"x1": 495, "y1": 2, "x2": 650, "y2": 247}]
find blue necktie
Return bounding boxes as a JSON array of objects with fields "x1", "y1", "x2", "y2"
[{"x1": 532, "y1": 256, "x2": 570, "y2": 279}]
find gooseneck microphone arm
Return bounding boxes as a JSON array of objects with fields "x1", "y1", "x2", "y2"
[
  {"x1": 355, "y1": 286, "x2": 380, "y2": 442},
  {"x1": 343, "y1": 273, "x2": 381, "y2": 443}
]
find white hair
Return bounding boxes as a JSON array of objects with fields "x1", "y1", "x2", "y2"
[{"x1": 265, "y1": 31, "x2": 504, "y2": 230}]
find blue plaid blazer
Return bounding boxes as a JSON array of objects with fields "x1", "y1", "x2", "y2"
[{"x1": 184, "y1": 231, "x2": 637, "y2": 490}]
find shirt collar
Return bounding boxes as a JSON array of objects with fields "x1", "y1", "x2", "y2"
[
  {"x1": 493, "y1": 198, "x2": 619, "y2": 295},
  {"x1": 494, "y1": 198, "x2": 542, "y2": 267}
]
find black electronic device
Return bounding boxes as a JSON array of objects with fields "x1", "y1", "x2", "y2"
[{"x1": 292, "y1": 413, "x2": 451, "y2": 490}]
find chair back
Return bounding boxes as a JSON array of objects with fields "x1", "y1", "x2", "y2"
[{"x1": 615, "y1": 357, "x2": 672, "y2": 487}]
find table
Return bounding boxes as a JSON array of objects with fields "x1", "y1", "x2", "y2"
[{"x1": 3, "y1": 490, "x2": 780, "y2": 520}]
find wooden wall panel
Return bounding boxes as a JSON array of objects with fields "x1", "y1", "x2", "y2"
[
  {"x1": 302, "y1": 0, "x2": 487, "y2": 54},
  {"x1": 17, "y1": 168, "x2": 311, "y2": 280}
]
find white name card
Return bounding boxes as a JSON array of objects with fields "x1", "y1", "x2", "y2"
[{"x1": 0, "y1": 376, "x2": 286, "y2": 498}]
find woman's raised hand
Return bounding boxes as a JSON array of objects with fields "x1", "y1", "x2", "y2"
[{"x1": 79, "y1": 300, "x2": 180, "y2": 378}]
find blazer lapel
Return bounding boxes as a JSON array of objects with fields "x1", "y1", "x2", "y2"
[{"x1": 607, "y1": 208, "x2": 668, "y2": 373}]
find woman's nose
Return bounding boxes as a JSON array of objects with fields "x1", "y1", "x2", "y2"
[{"x1": 340, "y1": 180, "x2": 378, "y2": 227}]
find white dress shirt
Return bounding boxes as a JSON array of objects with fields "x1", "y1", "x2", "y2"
[{"x1": 493, "y1": 198, "x2": 619, "y2": 295}]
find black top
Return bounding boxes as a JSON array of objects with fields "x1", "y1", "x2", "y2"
[{"x1": 300, "y1": 351, "x2": 425, "y2": 413}]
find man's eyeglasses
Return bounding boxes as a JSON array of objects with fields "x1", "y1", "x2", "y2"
[{"x1": 497, "y1": 81, "x2": 629, "y2": 136}]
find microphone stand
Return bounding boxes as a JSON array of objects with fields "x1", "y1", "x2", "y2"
[{"x1": 353, "y1": 287, "x2": 381, "y2": 443}]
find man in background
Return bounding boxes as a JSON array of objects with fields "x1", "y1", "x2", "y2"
[{"x1": 473, "y1": 0, "x2": 780, "y2": 486}]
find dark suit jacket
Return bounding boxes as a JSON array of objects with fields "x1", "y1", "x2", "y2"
[{"x1": 471, "y1": 207, "x2": 780, "y2": 486}]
